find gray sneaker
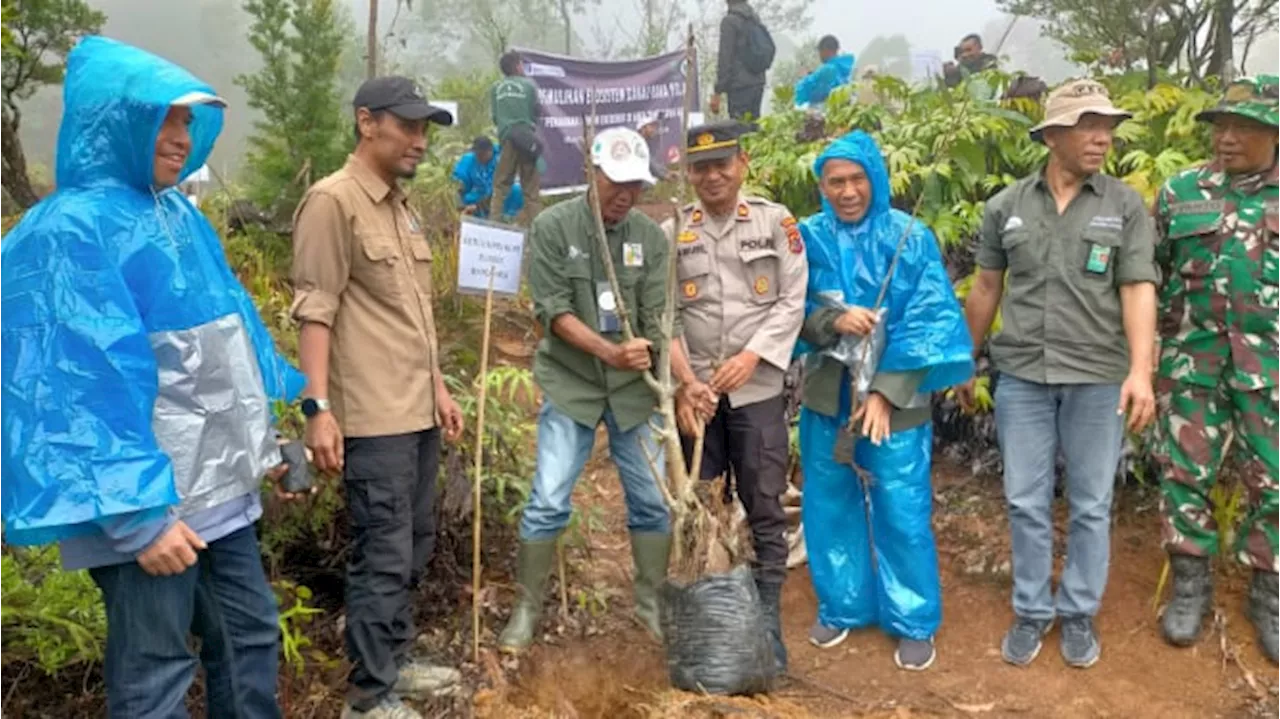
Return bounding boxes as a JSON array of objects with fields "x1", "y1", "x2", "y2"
[
  {"x1": 808, "y1": 622, "x2": 850, "y2": 649},
  {"x1": 894, "y1": 637, "x2": 936, "y2": 671},
  {"x1": 1001, "y1": 616, "x2": 1052, "y2": 666},
  {"x1": 395, "y1": 660, "x2": 461, "y2": 699},
  {"x1": 340, "y1": 696, "x2": 423, "y2": 719},
  {"x1": 1060, "y1": 615, "x2": 1101, "y2": 668}
]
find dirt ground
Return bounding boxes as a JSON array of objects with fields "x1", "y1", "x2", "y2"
[{"x1": 474, "y1": 443, "x2": 1280, "y2": 719}]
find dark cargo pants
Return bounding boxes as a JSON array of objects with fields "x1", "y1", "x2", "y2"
[
  {"x1": 343, "y1": 430, "x2": 440, "y2": 710},
  {"x1": 726, "y1": 84, "x2": 765, "y2": 121},
  {"x1": 681, "y1": 393, "x2": 790, "y2": 585}
]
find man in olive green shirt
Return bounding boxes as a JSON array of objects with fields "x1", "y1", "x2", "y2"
[
  {"x1": 490, "y1": 51, "x2": 541, "y2": 225},
  {"x1": 959, "y1": 79, "x2": 1158, "y2": 670},
  {"x1": 499, "y1": 127, "x2": 683, "y2": 653}
]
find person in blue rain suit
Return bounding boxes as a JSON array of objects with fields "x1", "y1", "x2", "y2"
[
  {"x1": 451, "y1": 135, "x2": 524, "y2": 220},
  {"x1": 794, "y1": 36, "x2": 855, "y2": 109},
  {"x1": 796, "y1": 130, "x2": 973, "y2": 671},
  {"x1": 1, "y1": 37, "x2": 304, "y2": 717}
]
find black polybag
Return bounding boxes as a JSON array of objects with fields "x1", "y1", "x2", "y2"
[{"x1": 660, "y1": 565, "x2": 777, "y2": 695}]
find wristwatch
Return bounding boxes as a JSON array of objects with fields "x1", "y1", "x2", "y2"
[{"x1": 300, "y1": 397, "x2": 331, "y2": 418}]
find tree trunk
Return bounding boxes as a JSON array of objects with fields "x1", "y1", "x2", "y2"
[
  {"x1": 1, "y1": 106, "x2": 41, "y2": 211},
  {"x1": 366, "y1": 0, "x2": 379, "y2": 79},
  {"x1": 1215, "y1": 0, "x2": 1235, "y2": 82}
]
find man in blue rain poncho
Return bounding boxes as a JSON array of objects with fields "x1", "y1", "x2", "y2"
[
  {"x1": 451, "y1": 135, "x2": 524, "y2": 220},
  {"x1": 796, "y1": 131, "x2": 973, "y2": 671},
  {"x1": 793, "y1": 36, "x2": 855, "y2": 109},
  {"x1": 1, "y1": 37, "x2": 304, "y2": 717}
]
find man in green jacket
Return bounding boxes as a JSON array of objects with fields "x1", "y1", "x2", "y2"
[
  {"x1": 490, "y1": 51, "x2": 541, "y2": 225},
  {"x1": 499, "y1": 127, "x2": 686, "y2": 653},
  {"x1": 1152, "y1": 75, "x2": 1279, "y2": 664}
]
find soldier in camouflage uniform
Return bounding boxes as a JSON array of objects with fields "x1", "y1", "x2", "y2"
[{"x1": 1152, "y1": 75, "x2": 1279, "y2": 664}]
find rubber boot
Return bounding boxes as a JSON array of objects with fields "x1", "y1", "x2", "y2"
[
  {"x1": 497, "y1": 538, "x2": 557, "y2": 653},
  {"x1": 1161, "y1": 554, "x2": 1213, "y2": 647},
  {"x1": 1248, "y1": 569, "x2": 1278, "y2": 665},
  {"x1": 630, "y1": 532, "x2": 671, "y2": 640},
  {"x1": 756, "y1": 580, "x2": 788, "y2": 675}
]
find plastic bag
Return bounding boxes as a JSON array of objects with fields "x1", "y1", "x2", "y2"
[{"x1": 660, "y1": 565, "x2": 777, "y2": 695}]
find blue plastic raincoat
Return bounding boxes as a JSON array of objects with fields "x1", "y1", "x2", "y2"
[
  {"x1": 451, "y1": 148, "x2": 524, "y2": 219},
  {"x1": 1, "y1": 36, "x2": 305, "y2": 547},
  {"x1": 797, "y1": 131, "x2": 973, "y2": 640},
  {"x1": 794, "y1": 53, "x2": 855, "y2": 108}
]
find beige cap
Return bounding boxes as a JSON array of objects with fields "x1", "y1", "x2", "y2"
[{"x1": 1029, "y1": 79, "x2": 1131, "y2": 143}]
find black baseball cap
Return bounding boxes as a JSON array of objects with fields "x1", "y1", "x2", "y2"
[{"x1": 353, "y1": 76, "x2": 453, "y2": 125}]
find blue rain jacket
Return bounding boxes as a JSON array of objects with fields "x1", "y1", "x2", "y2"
[
  {"x1": 794, "y1": 53, "x2": 855, "y2": 108},
  {"x1": 796, "y1": 130, "x2": 972, "y2": 639},
  {"x1": 451, "y1": 148, "x2": 524, "y2": 219},
  {"x1": 1, "y1": 36, "x2": 304, "y2": 547}
]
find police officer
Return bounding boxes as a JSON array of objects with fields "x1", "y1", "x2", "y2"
[{"x1": 666, "y1": 120, "x2": 808, "y2": 673}]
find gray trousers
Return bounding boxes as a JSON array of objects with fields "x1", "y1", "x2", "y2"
[{"x1": 994, "y1": 374, "x2": 1124, "y2": 620}]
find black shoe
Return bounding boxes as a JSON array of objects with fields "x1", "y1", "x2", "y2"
[{"x1": 1161, "y1": 554, "x2": 1213, "y2": 647}]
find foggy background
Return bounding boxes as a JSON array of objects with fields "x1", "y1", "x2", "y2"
[{"x1": 15, "y1": 0, "x2": 1280, "y2": 181}]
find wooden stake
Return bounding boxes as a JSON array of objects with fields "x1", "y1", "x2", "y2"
[{"x1": 471, "y1": 268, "x2": 496, "y2": 663}]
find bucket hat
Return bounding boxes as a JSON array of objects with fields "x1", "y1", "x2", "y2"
[{"x1": 1029, "y1": 79, "x2": 1131, "y2": 143}]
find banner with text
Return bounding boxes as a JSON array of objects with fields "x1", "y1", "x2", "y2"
[{"x1": 517, "y1": 47, "x2": 699, "y2": 193}]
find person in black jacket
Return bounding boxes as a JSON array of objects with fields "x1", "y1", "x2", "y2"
[{"x1": 710, "y1": 0, "x2": 768, "y2": 120}]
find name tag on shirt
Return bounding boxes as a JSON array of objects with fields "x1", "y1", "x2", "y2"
[
  {"x1": 596, "y1": 280, "x2": 621, "y2": 333},
  {"x1": 1085, "y1": 243, "x2": 1112, "y2": 274},
  {"x1": 623, "y1": 243, "x2": 644, "y2": 267}
]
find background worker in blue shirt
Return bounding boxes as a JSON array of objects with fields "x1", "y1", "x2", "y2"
[
  {"x1": 794, "y1": 35, "x2": 855, "y2": 109},
  {"x1": 452, "y1": 135, "x2": 524, "y2": 220}
]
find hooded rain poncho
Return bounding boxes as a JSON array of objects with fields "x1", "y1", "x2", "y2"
[
  {"x1": 1, "y1": 36, "x2": 304, "y2": 548},
  {"x1": 797, "y1": 130, "x2": 972, "y2": 639}
]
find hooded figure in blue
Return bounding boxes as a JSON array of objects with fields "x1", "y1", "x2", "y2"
[
  {"x1": 794, "y1": 35, "x2": 855, "y2": 109},
  {"x1": 451, "y1": 135, "x2": 524, "y2": 219},
  {"x1": 795, "y1": 130, "x2": 973, "y2": 671},
  {"x1": 1, "y1": 37, "x2": 303, "y2": 716}
]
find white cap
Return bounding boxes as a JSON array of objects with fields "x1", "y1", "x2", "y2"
[
  {"x1": 590, "y1": 127, "x2": 657, "y2": 186},
  {"x1": 171, "y1": 91, "x2": 228, "y2": 108}
]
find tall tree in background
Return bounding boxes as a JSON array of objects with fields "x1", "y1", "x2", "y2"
[
  {"x1": 236, "y1": 0, "x2": 347, "y2": 213},
  {"x1": 1, "y1": 0, "x2": 105, "y2": 210},
  {"x1": 998, "y1": 0, "x2": 1277, "y2": 85},
  {"x1": 858, "y1": 34, "x2": 914, "y2": 80}
]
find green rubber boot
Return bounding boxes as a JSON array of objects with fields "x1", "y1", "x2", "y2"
[
  {"x1": 497, "y1": 539, "x2": 557, "y2": 653},
  {"x1": 630, "y1": 531, "x2": 672, "y2": 640}
]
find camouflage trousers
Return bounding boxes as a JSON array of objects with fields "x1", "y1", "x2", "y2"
[{"x1": 1153, "y1": 379, "x2": 1279, "y2": 573}]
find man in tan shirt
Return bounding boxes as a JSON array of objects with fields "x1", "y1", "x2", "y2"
[{"x1": 291, "y1": 76, "x2": 465, "y2": 719}]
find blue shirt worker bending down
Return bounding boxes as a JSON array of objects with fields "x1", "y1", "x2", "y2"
[
  {"x1": 794, "y1": 35, "x2": 854, "y2": 109},
  {"x1": 797, "y1": 130, "x2": 974, "y2": 672},
  {"x1": 452, "y1": 135, "x2": 524, "y2": 220}
]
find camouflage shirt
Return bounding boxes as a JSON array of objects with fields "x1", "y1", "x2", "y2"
[{"x1": 1154, "y1": 160, "x2": 1279, "y2": 390}]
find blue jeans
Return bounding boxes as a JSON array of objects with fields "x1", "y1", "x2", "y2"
[
  {"x1": 89, "y1": 525, "x2": 280, "y2": 719},
  {"x1": 520, "y1": 402, "x2": 670, "y2": 540},
  {"x1": 994, "y1": 374, "x2": 1124, "y2": 621}
]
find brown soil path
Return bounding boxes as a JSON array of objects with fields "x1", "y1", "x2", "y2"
[{"x1": 477, "y1": 446, "x2": 1280, "y2": 719}]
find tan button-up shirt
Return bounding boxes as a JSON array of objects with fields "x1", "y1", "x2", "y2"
[
  {"x1": 663, "y1": 194, "x2": 808, "y2": 407},
  {"x1": 290, "y1": 155, "x2": 439, "y2": 437}
]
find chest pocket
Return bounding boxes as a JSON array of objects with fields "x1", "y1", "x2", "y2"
[
  {"x1": 357, "y1": 233, "x2": 403, "y2": 298},
  {"x1": 409, "y1": 237, "x2": 433, "y2": 297},
  {"x1": 1077, "y1": 229, "x2": 1122, "y2": 283},
  {"x1": 1165, "y1": 214, "x2": 1223, "y2": 281},
  {"x1": 1000, "y1": 229, "x2": 1041, "y2": 276},
  {"x1": 676, "y1": 242, "x2": 712, "y2": 304},
  {"x1": 1264, "y1": 204, "x2": 1279, "y2": 289},
  {"x1": 739, "y1": 244, "x2": 780, "y2": 304}
]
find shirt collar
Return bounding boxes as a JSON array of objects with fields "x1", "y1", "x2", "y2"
[
  {"x1": 345, "y1": 154, "x2": 395, "y2": 204},
  {"x1": 1197, "y1": 157, "x2": 1279, "y2": 194},
  {"x1": 1034, "y1": 168, "x2": 1103, "y2": 195}
]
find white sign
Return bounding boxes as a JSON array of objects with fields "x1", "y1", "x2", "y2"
[
  {"x1": 434, "y1": 100, "x2": 459, "y2": 126},
  {"x1": 456, "y1": 217, "x2": 527, "y2": 297}
]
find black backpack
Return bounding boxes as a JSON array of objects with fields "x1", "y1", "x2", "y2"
[{"x1": 740, "y1": 17, "x2": 775, "y2": 74}]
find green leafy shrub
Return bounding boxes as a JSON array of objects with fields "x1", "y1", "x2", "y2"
[{"x1": 1, "y1": 547, "x2": 106, "y2": 675}]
